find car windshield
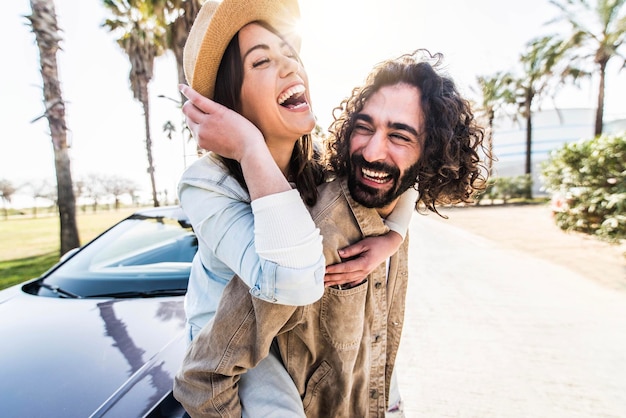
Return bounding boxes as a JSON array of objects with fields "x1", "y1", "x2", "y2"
[{"x1": 33, "y1": 213, "x2": 197, "y2": 298}]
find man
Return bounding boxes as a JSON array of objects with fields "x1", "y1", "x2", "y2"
[{"x1": 174, "y1": 49, "x2": 487, "y2": 417}]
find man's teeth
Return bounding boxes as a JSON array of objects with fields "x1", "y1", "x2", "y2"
[
  {"x1": 278, "y1": 85, "x2": 306, "y2": 105},
  {"x1": 362, "y1": 168, "x2": 390, "y2": 183}
]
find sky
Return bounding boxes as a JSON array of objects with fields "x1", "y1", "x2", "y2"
[{"x1": 1, "y1": 0, "x2": 625, "y2": 207}]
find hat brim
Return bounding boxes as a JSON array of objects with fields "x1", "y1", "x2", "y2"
[{"x1": 183, "y1": 0, "x2": 301, "y2": 99}]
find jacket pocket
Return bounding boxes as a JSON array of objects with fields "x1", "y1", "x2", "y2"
[
  {"x1": 302, "y1": 361, "x2": 333, "y2": 412},
  {"x1": 319, "y1": 280, "x2": 367, "y2": 351}
]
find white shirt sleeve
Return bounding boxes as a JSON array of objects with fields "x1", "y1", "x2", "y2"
[
  {"x1": 251, "y1": 189, "x2": 323, "y2": 268},
  {"x1": 384, "y1": 187, "x2": 418, "y2": 239}
]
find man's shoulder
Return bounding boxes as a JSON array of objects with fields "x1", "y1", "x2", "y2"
[
  {"x1": 314, "y1": 177, "x2": 389, "y2": 238},
  {"x1": 310, "y1": 178, "x2": 346, "y2": 220},
  {"x1": 316, "y1": 178, "x2": 343, "y2": 199}
]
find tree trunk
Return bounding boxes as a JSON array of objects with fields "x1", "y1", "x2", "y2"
[
  {"x1": 28, "y1": 0, "x2": 80, "y2": 256},
  {"x1": 171, "y1": 0, "x2": 203, "y2": 157},
  {"x1": 594, "y1": 60, "x2": 607, "y2": 137},
  {"x1": 487, "y1": 111, "x2": 495, "y2": 177},
  {"x1": 524, "y1": 90, "x2": 533, "y2": 200},
  {"x1": 171, "y1": 0, "x2": 201, "y2": 100},
  {"x1": 139, "y1": 77, "x2": 159, "y2": 207},
  {"x1": 171, "y1": 17, "x2": 189, "y2": 99}
]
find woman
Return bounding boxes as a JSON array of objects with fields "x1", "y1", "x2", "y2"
[{"x1": 176, "y1": 0, "x2": 415, "y2": 415}]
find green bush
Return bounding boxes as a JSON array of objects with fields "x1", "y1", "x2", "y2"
[
  {"x1": 477, "y1": 174, "x2": 532, "y2": 204},
  {"x1": 541, "y1": 132, "x2": 626, "y2": 243}
]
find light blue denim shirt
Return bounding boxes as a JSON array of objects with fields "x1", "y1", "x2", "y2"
[{"x1": 178, "y1": 153, "x2": 325, "y2": 336}]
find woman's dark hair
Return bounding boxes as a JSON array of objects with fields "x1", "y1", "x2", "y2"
[
  {"x1": 325, "y1": 49, "x2": 490, "y2": 215},
  {"x1": 212, "y1": 21, "x2": 323, "y2": 206}
]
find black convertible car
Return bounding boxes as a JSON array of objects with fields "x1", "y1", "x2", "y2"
[{"x1": 0, "y1": 206, "x2": 197, "y2": 417}]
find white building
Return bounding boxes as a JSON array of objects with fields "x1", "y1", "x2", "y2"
[{"x1": 490, "y1": 108, "x2": 626, "y2": 195}]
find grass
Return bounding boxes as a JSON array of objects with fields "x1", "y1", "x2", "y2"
[
  {"x1": 0, "y1": 253, "x2": 61, "y2": 289},
  {"x1": 0, "y1": 207, "x2": 137, "y2": 290}
]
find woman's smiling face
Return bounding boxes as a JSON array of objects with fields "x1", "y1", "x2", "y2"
[{"x1": 238, "y1": 23, "x2": 315, "y2": 145}]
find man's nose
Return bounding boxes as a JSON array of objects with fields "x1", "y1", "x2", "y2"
[{"x1": 361, "y1": 131, "x2": 388, "y2": 162}]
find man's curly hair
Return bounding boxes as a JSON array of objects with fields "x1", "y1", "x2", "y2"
[{"x1": 324, "y1": 49, "x2": 490, "y2": 215}]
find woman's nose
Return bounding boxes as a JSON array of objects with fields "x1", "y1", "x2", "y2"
[{"x1": 279, "y1": 55, "x2": 299, "y2": 77}]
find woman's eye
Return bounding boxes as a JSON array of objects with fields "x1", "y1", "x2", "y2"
[{"x1": 252, "y1": 58, "x2": 270, "y2": 68}]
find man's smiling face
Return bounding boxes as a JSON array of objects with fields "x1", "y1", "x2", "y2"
[{"x1": 347, "y1": 83, "x2": 424, "y2": 215}]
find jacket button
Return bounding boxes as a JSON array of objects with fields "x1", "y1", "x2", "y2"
[
  {"x1": 370, "y1": 389, "x2": 379, "y2": 399},
  {"x1": 374, "y1": 334, "x2": 381, "y2": 343},
  {"x1": 374, "y1": 282, "x2": 382, "y2": 289}
]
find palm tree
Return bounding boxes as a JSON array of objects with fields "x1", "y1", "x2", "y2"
[
  {"x1": 512, "y1": 36, "x2": 574, "y2": 199},
  {"x1": 103, "y1": 0, "x2": 168, "y2": 207},
  {"x1": 157, "y1": 0, "x2": 203, "y2": 156},
  {"x1": 475, "y1": 72, "x2": 516, "y2": 176},
  {"x1": 161, "y1": 0, "x2": 202, "y2": 95},
  {"x1": 548, "y1": 0, "x2": 626, "y2": 136},
  {"x1": 27, "y1": 0, "x2": 80, "y2": 255}
]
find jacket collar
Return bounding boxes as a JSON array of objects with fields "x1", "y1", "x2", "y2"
[{"x1": 339, "y1": 177, "x2": 389, "y2": 238}]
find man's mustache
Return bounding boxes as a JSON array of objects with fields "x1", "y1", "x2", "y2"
[{"x1": 350, "y1": 154, "x2": 400, "y2": 179}]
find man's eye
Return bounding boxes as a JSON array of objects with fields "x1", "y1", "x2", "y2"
[
  {"x1": 252, "y1": 58, "x2": 270, "y2": 68},
  {"x1": 390, "y1": 133, "x2": 411, "y2": 143},
  {"x1": 354, "y1": 124, "x2": 373, "y2": 134}
]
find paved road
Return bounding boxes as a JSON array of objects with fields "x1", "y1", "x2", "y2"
[
  {"x1": 433, "y1": 205, "x2": 625, "y2": 292},
  {"x1": 396, "y1": 215, "x2": 626, "y2": 418}
]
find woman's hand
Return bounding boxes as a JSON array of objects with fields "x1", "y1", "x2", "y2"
[
  {"x1": 324, "y1": 231, "x2": 403, "y2": 288},
  {"x1": 180, "y1": 84, "x2": 290, "y2": 201},
  {"x1": 179, "y1": 84, "x2": 264, "y2": 162}
]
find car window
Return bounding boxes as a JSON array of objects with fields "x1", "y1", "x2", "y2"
[
  {"x1": 90, "y1": 218, "x2": 195, "y2": 269},
  {"x1": 38, "y1": 215, "x2": 197, "y2": 297}
]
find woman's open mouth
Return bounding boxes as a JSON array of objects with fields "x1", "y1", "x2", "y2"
[{"x1": 278, "y1": 84, "x2": 308, "y2": 110}]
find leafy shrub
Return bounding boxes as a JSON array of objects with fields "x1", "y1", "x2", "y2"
[
  {"x1": 541, "y1": 132, "x2": 626, "y2": 243},
  {"x1": 477, "y1": 174, "x2": 532, "y2": 204}
]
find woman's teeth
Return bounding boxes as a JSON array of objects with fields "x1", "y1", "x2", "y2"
[{"x1": 278, "y1": 84, "x2": 306, "y2": 105}]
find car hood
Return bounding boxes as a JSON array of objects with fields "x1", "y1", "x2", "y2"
[{"x1": 0, "y1": 286, "x2": 187, "y2": 417}]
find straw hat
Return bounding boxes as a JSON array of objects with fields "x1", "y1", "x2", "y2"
[{"x1": 183, "y1": 0, "x2": 301, "y2": 99}]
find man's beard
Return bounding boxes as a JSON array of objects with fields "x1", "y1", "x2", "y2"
[{"x1": 348, "y1": 154, "x2": 419, "y2": 209}]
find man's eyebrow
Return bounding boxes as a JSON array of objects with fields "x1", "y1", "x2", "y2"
[
  {"x1": 389, "y1": 122, "x2": 419, "y2": 137},
  {"x1": 355, "y1": 114, "x2": 373, "y2": 124},
  {"x1": 356, "y1": 113, "x2": 419, "y2": 137}
]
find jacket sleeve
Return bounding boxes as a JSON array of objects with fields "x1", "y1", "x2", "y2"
[
  {"x1": 173, "y1": 275, "x2": 301, "y2": 417},
  {"x1": 179, "y1": 159, "x2": 324, "y2": 305}
]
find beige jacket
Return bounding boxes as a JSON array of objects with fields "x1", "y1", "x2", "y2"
[{"x1": 174, "y1": 178, "x2": 409, "y2": 417}]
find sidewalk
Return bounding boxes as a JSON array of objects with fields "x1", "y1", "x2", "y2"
[
  {"x1": 434, "y1": 204, "x2": 625, "y2": 291},
  {"x1": 396, "y1": 205, "x2": 626, "y2": 417}
]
